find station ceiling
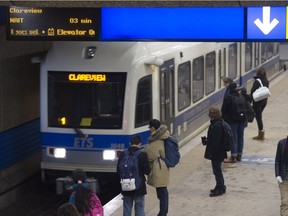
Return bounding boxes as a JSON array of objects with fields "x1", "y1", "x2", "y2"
[{"x1": 1, "y1": 1, "x2": 288, "y2": 7}]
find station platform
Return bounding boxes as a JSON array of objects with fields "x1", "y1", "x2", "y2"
[{"x1": 104, "y1": 70, "x2": 288, "y2": 216}]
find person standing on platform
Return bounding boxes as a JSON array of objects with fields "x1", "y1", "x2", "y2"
[
  {"x1": 145, "y1": 119, "x2": 170, "y2": 216},
  {"x1": 117, "y1": 135, "x2": 151, "y2": 216},
  {"x1": 202, "y1": 106, "x2": 227, "y2": 197},
  {"x1": 221, "y1": 82, "x2": 247, "y2": 163},
  {"x1": 275, "y1": 136, "x2": 288, "y2": 216},
  {"x1": 250, "y1": 67, "x2": 269, "y2": 140},
  {"x1": 222, "y1": 77, "x2": 233, "y2": 96}
]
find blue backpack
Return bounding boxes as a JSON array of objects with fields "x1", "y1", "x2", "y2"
[
  {"x1": 162, "y1": 136, "x2": 180, "y2": 168},
  {"x1": 118, "y1": 149, "x2": 142, "y2": 191}
]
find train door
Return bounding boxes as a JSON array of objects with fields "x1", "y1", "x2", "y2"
[
  {"x1": 159, "y1": 59, "x2": 175, "y2": 134},
  {"x1": 217, "y1": 44, "x2": 227, "y2": 89}
]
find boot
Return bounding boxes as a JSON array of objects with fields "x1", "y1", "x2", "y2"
[
  {"x1": 253, "y1": 130, "x2": 265, "y2": 140},
  {"x1": 224, "y1": 156, "x2": 237, "y2": 163},
  {"x1": 236, "y1": 155, "x2": 242, "y2": 162}
]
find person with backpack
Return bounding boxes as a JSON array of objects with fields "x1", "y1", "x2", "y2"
[
  {"x1": 69, "y1": 169, "x2": 103, "y2": 216},
  {"x1": 117, "y1": 135, "x2": 151, "y2": 216},
  {"x1": 250, "y1": 67, "x2": 269, "y2": 140},
  {"x1": 221, "y1": 82, "x2": 247, "y2": 163},
  {"x1": 144, "y1": 119, "x2": 170, "y2": 216},
  {"x1": 202, "y1": 106, "x2": 227, "y2": 197}
]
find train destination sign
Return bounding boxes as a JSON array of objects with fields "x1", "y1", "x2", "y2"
[{"x1": 7, "y1": 7, "x2": 100, "y2": 40}]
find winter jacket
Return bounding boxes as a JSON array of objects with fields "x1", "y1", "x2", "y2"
[
  {"x1": 69, "y1": 190, "x2": 103, "y2": 216},
  {"x1": 275, "y1": 138, "x2": 288, "y2": 180},
  {"x1": 251, "y1": 76, "x2": 269, "y2": 104},
  {"x1": 221, "y1": 89, "x2": 247, "y2": 123},
  {"x1": 117, "y1": 146, "x2": 151, "y2": 196},
  {"x1": 145, "y1": 125, "x2": 170, "y2": 187},
  {"x1": 204, "y1": 118, "x2": 227, "y2": 161}
]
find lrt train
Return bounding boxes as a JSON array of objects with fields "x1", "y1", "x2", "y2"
[{"x1": 38, "y1": 41, "x2": 282, "y2": 183}]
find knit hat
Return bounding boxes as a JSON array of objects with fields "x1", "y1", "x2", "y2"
[
  {"x1": 149, "y1": 119, "x2": 161, "y2": 129},
  {"x1": 229, "y1": 82, "x2": 237, "y2": 90}
]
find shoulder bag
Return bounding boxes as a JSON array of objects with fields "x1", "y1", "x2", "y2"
[{"x1": 252, "y1": 79, "x2": 271, "y2": 102}]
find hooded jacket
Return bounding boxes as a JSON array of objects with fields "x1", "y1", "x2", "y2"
[{"x1": 145, "y1": 125, "x2": 170, "y2": 187}]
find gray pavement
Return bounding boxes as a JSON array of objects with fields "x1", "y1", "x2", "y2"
[{"x1": 106, "y1": 70, "x2": 288, "y2": 216}]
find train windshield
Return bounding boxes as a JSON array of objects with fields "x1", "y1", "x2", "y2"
[{"x1": 48, "y1": 71, "x2": 126, "y2": 129}]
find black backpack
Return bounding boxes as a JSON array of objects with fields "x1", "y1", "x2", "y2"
[
  {"x1": 229, "y1": 93, "x2": 247, "y2": 122},
  {"x1": 220, "y1": 120, "x2": 234, "y2": 151}
]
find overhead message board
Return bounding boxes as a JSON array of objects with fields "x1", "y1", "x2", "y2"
[
  {"x1": 7, "y1": 7, "x2": 100, "y2": 40},
  {"x1": 5, "y1": 6, "x2": 288, "y2": 41},
  {"x1": 101, "y1": 7, "x2": 244, "y2": 41}
]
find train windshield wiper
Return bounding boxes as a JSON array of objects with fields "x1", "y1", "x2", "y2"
[{"x1": 74, "y1": 128, "x2": 86, "y2": 138}]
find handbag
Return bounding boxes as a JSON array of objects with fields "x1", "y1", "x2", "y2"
[
  {"x1": 120, "y1": 178, "x2": 136, "y2": 191},
  {"x1": 246, "y1": 101, "x2": 255, "y2": 123},
  {"x1": 252, "y1": 79, "x2": 271, "y2": 102}
]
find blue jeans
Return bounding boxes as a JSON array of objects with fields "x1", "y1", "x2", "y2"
[
  {"x1": 156, "y1": 187, "x2": 168, "y2": 216},
  {"x1": 211, "y1": 160, "x2": 225, "y2": 190},
  {"x1": 123, "y1": 195, "x2": 145, "y2": 216},
  {"x1": 229, "y1": 122, "x2": 246, "y2": 157}
]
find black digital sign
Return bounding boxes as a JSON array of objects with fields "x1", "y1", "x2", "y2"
[{"x1": 7, "y1": 6, "x2": 100, "y2": 41}]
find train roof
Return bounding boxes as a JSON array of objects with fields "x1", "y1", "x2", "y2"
[{"x1": 43, "y1": 42, "x2": 205, "y2": 71}]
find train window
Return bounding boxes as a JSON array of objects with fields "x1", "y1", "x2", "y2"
[
  {"x1": 178, "y1": 62, "x2": 191, "y2": 111},
  {"x1": 48, "y1": 71, "x2": 126, "y2": 129},
  {"x1": 192, "y1": 56, "x2": 204, "y2": 103},
  {"x1": 261, "y1": 43, "x2": 267, "y2": 63},
  {"x1": 228, "y1": 43, "x2": 237, "y2": 80},
  {"x1": 273, "y1": 43, "x2": 279, "y2": 56},
  {"x1": 205, "y1": 51, "x2": 216, "y2": 95},
  {"x1": 254, "y1": 43, "x2": 260, "y2": 67},
  {"x1": 245, "y1": 43, "x2": 252, "y2": 72},
  {"x1": 267, "y1": 43, "x2": 274, "y2": 59},
  {"x1": 135, "y1": 75, "x2": 152, "y2": 127}
]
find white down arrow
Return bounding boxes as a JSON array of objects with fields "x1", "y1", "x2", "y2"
[{"x1": 254, "y1": 6, "x2": 279, "y2": 35}]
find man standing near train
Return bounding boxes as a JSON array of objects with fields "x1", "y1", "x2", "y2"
[{"x1": 202, "y1": 106, "x2": 227, "y2": 197}]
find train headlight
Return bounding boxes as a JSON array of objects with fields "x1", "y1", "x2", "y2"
[
  {"x1": 54, "y1": 148, "x2": 66, "y2": 158},
  {"x1": 47, "y1": 147, "x2": 66, "y2": 158},
  {"x1": 103, "y1": 150, "x2": 116, "y2": 160}
]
